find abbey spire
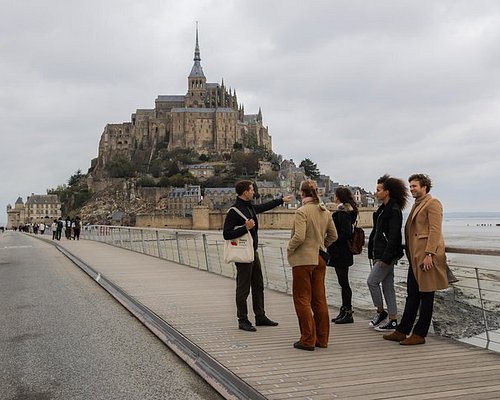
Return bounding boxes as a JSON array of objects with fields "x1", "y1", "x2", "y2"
[
  {"x1": 189, "y1": 22, "x2": 205, "y2": 78},
  {"x1": 186, "y1": 22, "x2": 207, "y2": 108}
]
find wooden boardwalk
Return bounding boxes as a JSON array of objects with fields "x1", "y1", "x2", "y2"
[{"x1": 43, "y1": 237, "x2": 500, "y2": 399}]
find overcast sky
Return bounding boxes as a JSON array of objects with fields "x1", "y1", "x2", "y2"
[{"x1": 2, "y1": 0, "x2": 500, "y2": 225}]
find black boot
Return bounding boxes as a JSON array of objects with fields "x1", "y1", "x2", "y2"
[
  {"x1": 335, "y1": 308, "x2": 354, "y2": 324},
  {"x1": 331, "y1": 306, "x2": 346, "y2": 323}
]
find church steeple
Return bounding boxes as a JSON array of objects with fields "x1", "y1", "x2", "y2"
[
  {"x1": 188, "y1": 22, "x2": 205, "y2": 79},
  {"x1": 186, "y1": 22, "x2": 206, "y2": 108}
]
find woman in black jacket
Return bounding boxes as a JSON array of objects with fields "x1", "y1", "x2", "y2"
[
  {"x1": 367, "y1": 175, "x2": 409, "y2": 332},
  {"x1": 327, "y1": 187, "x2": 358, "y2": 324}
]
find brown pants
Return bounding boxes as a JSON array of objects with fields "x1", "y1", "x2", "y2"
[{"x1": 292, "y1": 256, "x2": 330, "y2": 348}]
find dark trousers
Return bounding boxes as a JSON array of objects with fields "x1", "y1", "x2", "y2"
[
  {"x1": 334, "y1": 266, "x2": 352, "y2": 309},
  {"x1": 292, "y1": 257, "x2": 330, "y2": 347},
  {"x1": 235, "y1": 251, "x2": 265, "y2": 323},
  {"x1": 397, "y1": 266, "x2": 435, "y2": 337}
]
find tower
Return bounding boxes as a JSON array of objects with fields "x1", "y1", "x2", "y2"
[{"x1": 186, "y1": 23, "x2": 207, "y2": 108}]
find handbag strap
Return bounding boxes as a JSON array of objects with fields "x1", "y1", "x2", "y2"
[{"x1": 229, "y1": 206, "x2": 249, "y2": 222}]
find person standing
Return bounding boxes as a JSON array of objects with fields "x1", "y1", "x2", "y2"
[
  {"x1": 223, "y1": 180, "x2": 292, "y2": 332},
  {"x1": 74, "y1": 216, "x2": 81, "y2": 240},
  {"x1": 56, "y1": 217, "x2": 64, "y2": 241},
  {"x1": 288, "y1": 180, "x2": 337, "y2": 350},
  {"x1": 65, "y1": 217, "x2": 72, "y2": 239},
  {"x1": 51, "y1": 219, "x2": 57, "y2": 240},
  {"x1": 367, "y1": 175, "x2": 409, "y2": 332},
  {"x1": 384, "y1": 174, "x2": 448, "y2": 345},
  {"x1": 327, "y1": 187, "x2": 358, "y2": 324}
]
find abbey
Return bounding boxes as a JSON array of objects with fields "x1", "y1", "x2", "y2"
[{"x1": 94, "y1": 27, "x2": 272, "y2": 174}]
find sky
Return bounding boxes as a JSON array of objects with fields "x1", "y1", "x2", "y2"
[{"x1": 2, "y1": 0, "x2": 500, "y2": 225}]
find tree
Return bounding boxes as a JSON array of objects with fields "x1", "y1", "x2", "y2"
[
  {"x1": 299, "y1": 158, "x2": 320, "y2": 180},
  {"x1": 231, "y1": 151, "x2": 259, "y2": 177},
  {"x1": 107, "y1": 155, "x2": 133, "y2": 178},
  {"x1": 68, "y1": 169, "x2": 83, "y2": 186}
]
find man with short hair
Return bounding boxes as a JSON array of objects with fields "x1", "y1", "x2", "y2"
[
  {"x1": 384, "y1": 174, "x2": 448, "y2": 345},
  {"x1": 223, "y1": 180, "x2": 292, "y2": 332}
]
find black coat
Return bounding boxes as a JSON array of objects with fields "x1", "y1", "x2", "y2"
[
  {"x1": 327, "y1": 209, "x2": 357, "y2": 268},
  {"x1": 367, "y1": 199, "x2": 404, "y2": 264},
  {"x1": 223, "y1": 196, "x2": 284, "y2": 250}
]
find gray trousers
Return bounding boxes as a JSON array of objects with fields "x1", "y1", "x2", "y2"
[{"x1": 367, "y1": 259, "x2": 397, "y2": 316}]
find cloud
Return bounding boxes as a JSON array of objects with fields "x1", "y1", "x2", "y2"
[{"x1": 2, "y1": 0, "x2": 500, "y2": 225}]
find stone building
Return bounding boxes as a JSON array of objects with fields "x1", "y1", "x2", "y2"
[
  {"x1": 6, "y1": 194, "x2": 62, "y2": 228},
  {"x1": 165, "y1": 185, "x2": 202, "y2": 216},
  {"x1": 94, "y1": 26, "x2": 272, "y2": 176},
  {"x1": 203, "y1": 187, "x2": 235, "y2": 210}
]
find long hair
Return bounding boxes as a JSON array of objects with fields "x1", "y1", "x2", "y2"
[
  {"x1": 378, "y1": 174, "x2": 410, "y2": 209},
  {"x1": 408, "y1": 173, "x2": 432, "y2": 193},
  {"x1": 300, "y1": 179, "x2": 321, "y2": 204},
  {"x1": 335, "y1": 187, "x2": 358, "y2": 213}
]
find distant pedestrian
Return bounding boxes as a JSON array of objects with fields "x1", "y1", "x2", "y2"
[
  {"x1": 287, "y1": 180, "x2": 337, "y2": 351},
  {"x1": 39, "y1": 222, "x2": 45, "y2": 235},
  {"x1": 65, "y1": 217, "x2": 71, "y2": 239},
  {"x1": 51, "y1": 219, "x2": 57, "y2": 240},
  {"x1": 367, "y1": 175, "x2": 409, "y2": 332},
  {"x1": 56, "y1": 217, "x2": 63, "y2": 240},
  {"x1": 223, "y1": 180, "x2": 292, "y2": 332},
  {"x1": 384, "y1": 174, "x2": 448, "y2": 345},
  {"x1": 74, "y1": 216, "x2": 81, "y2": 240},
  {"x1": 327, "y1": 187, "x2": 358, "y2": 324}
]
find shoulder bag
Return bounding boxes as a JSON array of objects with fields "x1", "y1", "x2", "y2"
[{"x1": 223, "y1": 207, "x2": 255, "y2": 264}]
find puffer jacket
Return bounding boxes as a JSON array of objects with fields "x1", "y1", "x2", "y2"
[{"x1": 368, "y1": 199, "x2": 404, "y2": 264}]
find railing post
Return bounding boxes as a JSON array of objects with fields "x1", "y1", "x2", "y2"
[
  {"x1": 175, "y1": 232, "x2": 182, "y2": 263},
  {"x1": 202, "y1": 234, "x2": 211, "y2": 272},
  {"x1": 156, "y1": 230, "x2": 162, "y2": 258},
  {"x1": 111, "y1": 227, "x2": 116, "y2": 246},
  {"x1": 141, "y1": 229, "x2": 146, "y2": 254},
  {"x1": 128, "y1": 228, "x2": 132, "y2": 250},
  {"x1": 475, "y1": 267, "x2": 491, "y2": 349},
  {"x1": 280, "y1": 247, "x2": 289, "y2": 293},
  {"x1": 259, "y1": 246, "x2": 269, "y2": 288}
]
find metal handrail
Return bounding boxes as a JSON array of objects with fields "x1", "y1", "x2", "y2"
[{"x1": 82, "y1": 225, "x2": 500, "y2": 352}]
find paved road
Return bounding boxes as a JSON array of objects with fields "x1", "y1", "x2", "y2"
[{"x1": 0, "y1": 232, "x2": 223, "y2": 400}]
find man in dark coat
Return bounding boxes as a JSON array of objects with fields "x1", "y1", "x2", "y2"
[{"x1": 223, "y1": 180, "x2": 291, "y2": 332}]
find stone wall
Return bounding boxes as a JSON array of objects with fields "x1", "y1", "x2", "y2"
[
  {"x1": 136, "y1": 213, "x2": 192, "y2": 229},
  {"x1": 136, "y1": 206, "x2": 375, "y2": 230}
]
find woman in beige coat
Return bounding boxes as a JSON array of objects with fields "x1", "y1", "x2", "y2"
[{"x1": 287, "y1": 180, "x2": 337, "y2": 351}]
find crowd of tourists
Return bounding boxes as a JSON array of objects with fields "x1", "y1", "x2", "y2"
[
  {"x1": 223, "y1": 173, "x2": 448, "y2": 350},
  {"x1": 15, "y1": 216, "x2": 82, "y2": 240}
]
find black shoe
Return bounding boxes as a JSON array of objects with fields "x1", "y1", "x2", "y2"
[
  {"x1": 238, "y1": 320, "x2": 257, "y2": 332},
  {"x1": 369, "y1": 310, "x2": 388, "y2": 327},
  {"x1": 335, "y1": 310, "x2": 354, "y2": 324},
  {"x1": 293, "y1": 341, "x2": 315, "y2": 351},
  {"x1": 255, "y1": 316, "x2": 279, "y2": 326},
  {"x1": 331, "y1": 306, "x2": 347, "y2": 323}
]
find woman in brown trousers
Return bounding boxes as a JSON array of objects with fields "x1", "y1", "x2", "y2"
[{"x1": 287, "y1": 180, "x2": 338, "y2": 351}]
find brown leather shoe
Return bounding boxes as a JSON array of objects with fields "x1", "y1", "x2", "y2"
[
  {"x1": 400, "y1": 334, "x2": 425, "y2": 345},
  {"x1": 383, "y1": 330, "x2": 406, "y2": 342}
]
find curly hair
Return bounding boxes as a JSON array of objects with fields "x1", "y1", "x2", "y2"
[
  {"x1": 408, "y1": 173, "x2": 432, "y2": 193},
  {"x1": 378, "y1": 174, "x2": 410, "y2": 209},
  {"x1": 335, "y1": 187, "x2": 358, "y2": 213}
]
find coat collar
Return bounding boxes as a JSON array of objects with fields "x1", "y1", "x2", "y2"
[{"x1": 407, "y1": 194, "x2": 432, "y2": 226}]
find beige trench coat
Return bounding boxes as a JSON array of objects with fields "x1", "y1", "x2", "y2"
[
  {"x1": 405, "y1": 195, "x2": 448, "y2": 292},
  {"x1": 287, "y1": 202, "x2": 338, "y2": 267}
]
